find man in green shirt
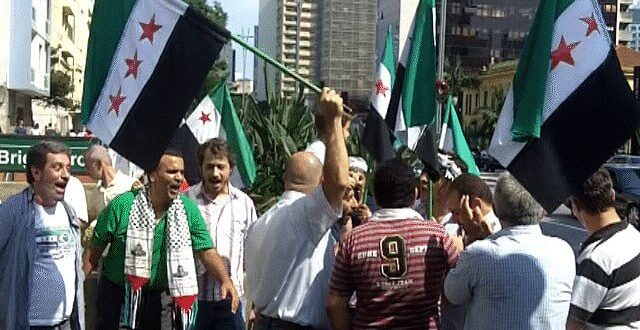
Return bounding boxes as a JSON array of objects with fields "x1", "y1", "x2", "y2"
[{"x1": 84, "y1": 149, "x2": 238, "y2": 329}]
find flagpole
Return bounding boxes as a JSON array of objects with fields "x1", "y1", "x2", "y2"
[
  {"x1": 436, "y1": 0, "x2": 447, "y2": 135},
  {"x1": 230, "y1": 34, "x2": 354, "y2": 114}
]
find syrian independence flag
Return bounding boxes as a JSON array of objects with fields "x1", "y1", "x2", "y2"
[
  {"x1": 81, "y1": 0, "x2": 230, "y2": 171},
  {"x1": 387, "y1": 0, "x2": 437, "y2": 149},
  {"x1": 362, "y1": 25, "x2": 397, "y2": 162},
  {"x1": 440, "y1": 95, "x2": 480, "y2": 176},
  {"x1": 489, "y1": 0, "x2": 640, "y2": 212},
  {"x1": 170, "y1": 81, "x2": 257, "y2": 188}
]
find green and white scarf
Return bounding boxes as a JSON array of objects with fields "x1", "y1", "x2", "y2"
[{"x1": 124, "y1": 189, "x2": 198, "y2": 329}]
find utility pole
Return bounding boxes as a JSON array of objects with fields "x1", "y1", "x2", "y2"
[
  {"x1": 240, "y1": 27, "x2": 254, "y2": 111},
  {"x1": 436, "y1": 0, "x2": 447, "y2": 136}
]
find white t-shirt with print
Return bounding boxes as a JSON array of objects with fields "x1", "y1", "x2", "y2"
[{"x1": 28, "y1": 202, "x2": 77, "y2": 326}]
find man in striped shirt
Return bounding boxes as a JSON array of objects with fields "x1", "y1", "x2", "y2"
[
  {"x1": 327, "y1": 158, "x2": 460, "y2": 329},
  {"x1": 186, "y1": 138, "x2": 258, "y2": 330},
  {"x1": 567, "y1": 168, "x2": 640, "y2": 329}
]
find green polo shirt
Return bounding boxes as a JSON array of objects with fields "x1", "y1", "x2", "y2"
[{"x1": 92, "y1": 191, "x2": 213, "y2": 290}]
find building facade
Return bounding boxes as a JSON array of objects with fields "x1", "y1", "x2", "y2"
[
  {"x1": 255, "y1": 0, "x2": 318, "y2": 101},
  {"x1": 32, "y1": 0, "x2": 94, "y2": 134},
  {"x1": 600, "y1": 0, "x2": 633, "y2": 46},
  {"x1": 439, "y1": 0, "x2": 539, "y2": 72},
  {"x1": 317, "y1": 0, "x2": 376, "y2": 110},
  {"x1": 0, "y1": 0, "x2": 52, "y2": 133},
  {"x1": 626, "y1": 7, "x2": 640, "y2": 50}
]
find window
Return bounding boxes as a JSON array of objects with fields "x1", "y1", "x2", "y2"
[
  {"x1": 604, "y1": 4, "x2": 616, "y2": 13},
  {"x1": 483, "y1": 91, "x2": 488, "y2": 107}
]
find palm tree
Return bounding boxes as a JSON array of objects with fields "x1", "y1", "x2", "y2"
[{"x1": 236, "y1": 91, "x2": 317, "y2": 213}]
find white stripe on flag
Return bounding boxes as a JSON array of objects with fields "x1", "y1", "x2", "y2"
[
  {"x1": 371, "y1": 65, "x2": 393, "y2": 118},
  {"x1": 88, "y1": 0, "x2": 187, "y2": 145},
  {"x1": 187, "y1": 96, "x2": 225, "y2": 143},
  {"x1": 489, "y1": 0, "x2": 610, "y2": 166}
]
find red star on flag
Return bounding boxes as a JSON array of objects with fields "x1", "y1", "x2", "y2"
[
  {"x1": 140, "y1": 14, "x2": 162, "y2": 43},
  {"x1": 124, "y1": 51, "x2": 142, "y2": 79},
  {"x1": 580, "y1": 14, "x2": 599, "y2": 37},
  {"x1": 199, "y1": 112, "x2": 211, "y2": 125},
  {"x1": 550, "y1": 36, "x2": 580, "y2": 70},
  {"x1": 109, "y1": 88, "x2": 127, "y2": 116},
  {"x1": 375, "y1": 79, "x2": 389, "y2": 97}
]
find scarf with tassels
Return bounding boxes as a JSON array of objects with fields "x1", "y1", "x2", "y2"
[{"x1": 123, "y1": 189, "x2": 199, "y2": 329}]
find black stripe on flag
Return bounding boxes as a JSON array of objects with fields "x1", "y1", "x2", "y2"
[
  {"x1": 110, "y1": 7, "x2": 230, "y2": 171},
  {"x1": 507, "y1": 48, "x2": 640, "y2": 212},
  {"x1": 362, "y1": 103, "x2": 396, "y2": 163},
  {"x1": 169, "y1": 124, "x2": 202, "y2": 185},
  {"x1": 385, "y1": 65, "x2": 405, "y2": 131}
]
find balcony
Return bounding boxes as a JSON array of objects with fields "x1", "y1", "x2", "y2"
[
  {"x1": 620, "y1": 11, "x2": 632, "y2": 24},
  {"x1": 618, "y1": 29, "x2": 632, "y2": 42},
  {"x1": 620, "y1": 0, "x2": 633, "y2": 5}
]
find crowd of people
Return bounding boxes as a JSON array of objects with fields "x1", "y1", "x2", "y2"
[{"x1": 1, "y1": 88, "x2": 639, "y2": 330}]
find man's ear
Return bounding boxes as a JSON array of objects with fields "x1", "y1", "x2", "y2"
[
  {"x1": 31, "y1": 166, "x2": 42, "y2": 182},
  {"x1": 470, "y1": 196, "x2": 483, "y2": 208}
]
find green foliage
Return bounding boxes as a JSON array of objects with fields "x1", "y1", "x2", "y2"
[
  {"x1": 467, "y1": 88, "x2": 505, "y2": 149},
  {"x1": 184, "y1": 0, "x2": 227, "y2": 26},
  {"x1": 43, "y1": 69, "x2": 74, "y2": 109},
  {"x1": 237, "y1": 91, "x2": 317, "y2": 213},
  {"x1": 444, "y1": 56, "x2": 479, "y2": 99},
  {"x1": 183, "y1": 0, "x2": 229, "y2": 102}
]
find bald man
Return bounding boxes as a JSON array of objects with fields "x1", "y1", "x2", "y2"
[
  {"x1": 84, "y1": 145, "x2": 139, "y2": 207},
  {"x1": 245, "y1": 88, "x2": 349, "y2": 330}
]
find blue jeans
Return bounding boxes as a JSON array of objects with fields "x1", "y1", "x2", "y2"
[{"x1": 194, "y1": 300, "x2": 244, "y2": 330}]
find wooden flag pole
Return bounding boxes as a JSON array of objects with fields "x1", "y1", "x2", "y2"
[{"x1": 230, "y1": 34, "x2": 354, "y2": 115}]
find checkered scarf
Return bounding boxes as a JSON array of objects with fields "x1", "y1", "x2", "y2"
[{"x1": 123, "y1": 189, "x2": 198, "y2": 329}]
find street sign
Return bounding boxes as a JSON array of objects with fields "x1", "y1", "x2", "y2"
[{"x1": 0, "y1": 135, "x2": 96, "y2": 174}]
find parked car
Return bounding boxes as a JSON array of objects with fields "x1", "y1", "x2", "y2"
[
  {"x1": 604, "y1": 165, "x2": 640, "y2": 228},
  {"x1": 607, "y1": 154, "x2": 640, "y2": 166}
]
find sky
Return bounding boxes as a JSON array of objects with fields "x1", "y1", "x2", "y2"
[{"x1": 213, "y1": 0, "x2": 259, "y2": 80}]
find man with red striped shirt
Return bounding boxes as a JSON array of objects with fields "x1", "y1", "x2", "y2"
[{"x1": 327, "y1": 158, "x2": 459, "y2": 329}]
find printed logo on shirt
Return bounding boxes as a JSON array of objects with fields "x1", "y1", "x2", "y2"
[{"x1": 35, "y1": 227, "x2": 76, "y2": 260}]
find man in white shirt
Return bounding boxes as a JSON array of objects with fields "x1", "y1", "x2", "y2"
[
  {"x1": 186, "y1": 138, "x2": 258, "y2": 330},
  {"x1": 245, "y1": 88, "x2": 349, "y2": 329},
  {"x1": 64, "y1": 175, "x2": 88, "y2": 224}
]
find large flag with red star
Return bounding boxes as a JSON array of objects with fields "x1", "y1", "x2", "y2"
[
  {"x1": 362, "y1": 25, "x2": 397, "y2": 163},
  {"x1": 489, "y1": 0, "x2": 640, "y2": 212},
  {"x1": 170, "y1": 81, "x2": 256, "y2": 188},
  {"x1": 81, "y1": 0, "x2": 230, "y2": 171}
]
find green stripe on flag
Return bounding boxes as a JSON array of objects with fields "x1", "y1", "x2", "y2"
[
  {"x1": 210, "y1": 82, "x2": 257, "y2": 187},
  {"x1": 401, "y1": 0, "x2": 436, "y2": 127},
  {"x1": 445, "y1": 96, "x2": 479, "y2": 175},
  {"x1": 81, "y1": 0, "x2": 137, "y2": 124},
  {"x1": 383, "y1": 25, "x2": 396, "y2": 88},
  {"x1": 510, "y1": 0, "x2": 574, "y2": 142}
]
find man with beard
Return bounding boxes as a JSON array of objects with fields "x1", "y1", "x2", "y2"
[
  {"x1": 0, "y1": 141, "x2": 85, "y2": 330},
  {"x1": 84, "y1": 149, "x2": 239, "y2": 329},
  {"x1": 185, "y1": 138, "x2": 257, "y2": 330}
]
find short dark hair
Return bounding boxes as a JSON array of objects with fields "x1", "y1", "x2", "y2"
[
  {"x1": 573, "y1": 168, "x2": 615, "y2": 214},
  {"x1": 449, "y1": 173, "x2": 493, "y2": 204},
  {"x1": 374, "y1": 158, "x2": 416, "y2": 208},
  {"x1": 26, "y1": 141, "x2": 70, "y2": 184},
  {"x1": 150, "y1": 148, "x2": 184, "y2": 173},
  {"x1": 197, "y1": 138, "x2": 236, "y2": 168}
]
